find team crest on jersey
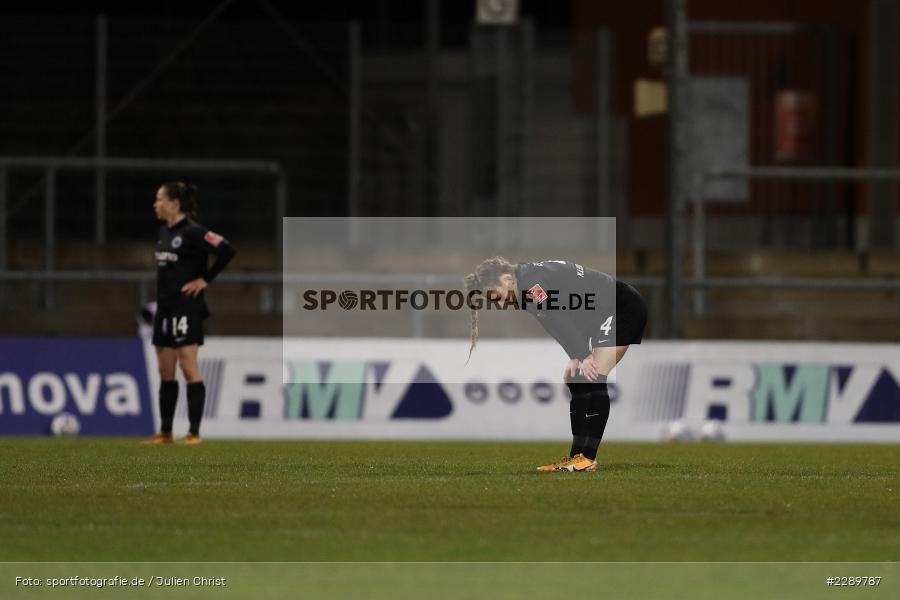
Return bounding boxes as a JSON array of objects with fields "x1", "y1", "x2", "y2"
[
  {"x1": 170, "y1": 235, "x2": 182, "y2": 249},
  {"x1": 526, "y1": 283, "x2": 548, "y2": 304},
  {"x1": 204, "y1": 231, "x2": 223, "y2": 247}
]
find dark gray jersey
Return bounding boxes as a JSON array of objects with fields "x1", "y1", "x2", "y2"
[{"x1": 515, "y1": 260, "x2": 631, "y2": 359}]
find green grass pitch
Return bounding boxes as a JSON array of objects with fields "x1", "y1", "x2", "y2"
[{"x1": 1, "y1": 438, "x2": 898, "y2": 599}]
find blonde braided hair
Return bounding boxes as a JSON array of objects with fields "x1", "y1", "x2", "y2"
[{"x1": 464, "y1": 256, "x2": 517, "y2": 363}]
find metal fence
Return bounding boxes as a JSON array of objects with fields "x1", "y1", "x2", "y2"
[
  {"x1": 1, "y1": 14, "x2": 619, "y2": 240},
  {"x1": 688, "y1": 166, "x2": 900, "y2": 313},
  {"x1": 3, "y1": 7, "x2": 899, "y2": 340},
  {"x1": 680, "y1": 20, "x2": 861, "y2": 250},
  {"x1": 0, "y1": 267, "x2": 667, "y2": 340},
  {"x1": 660, "y1": 6, "x2": 899, "y2": 336},
  {"x1": 2, "y1": 15, "x2": 330, "y2": 240}
]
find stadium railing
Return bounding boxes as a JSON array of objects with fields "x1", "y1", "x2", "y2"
[
  {"x1": 689, "y1": 166, "x2": 900, "y2": 318},
  {"x1": 0, "y1": 156, "x2": 287, "y2": 310},
  {"x1": 0, "y1": 268, "x2": 667, "y2": 340}
]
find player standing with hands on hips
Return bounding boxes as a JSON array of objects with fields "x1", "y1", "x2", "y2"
[
  {"x1": 465, "y1": 257, "x2": 647, "y2": 472},
  {"x1": 142, "y1": 182, "x2": 236, "y2": 445}
]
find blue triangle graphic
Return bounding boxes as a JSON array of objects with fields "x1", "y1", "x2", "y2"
[
  {"x1": 391, "y1": 365, "x2": 453, "y2": 419},
  {"x1": 834, "y1": 366, "x2": 853, "y2": 395},
  {"x1": 854, "y1": 369, "x2": 900, "y2": 423},
  {"x1": 317, "y1": 361, "x2": 332, "y2": 382},
  {"x1": 371, "y1": 362, "x2": 390, "y2": 392}
]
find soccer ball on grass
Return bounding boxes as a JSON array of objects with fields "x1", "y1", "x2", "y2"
[{"x1": 50, "y1": 412, "x2": 81, "y2": 437}]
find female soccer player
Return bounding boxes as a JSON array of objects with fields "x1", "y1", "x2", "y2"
[
  {"x1": 142, "y1": 182, "x2": 236, "y2": 445},
  {"x1": 464, "y1": 257, "x2": 647, "y2": 472}
]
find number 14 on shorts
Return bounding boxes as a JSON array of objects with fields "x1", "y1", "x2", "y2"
[{"x1": 163, "y1": 316, "x2": 189, "y2": 335}]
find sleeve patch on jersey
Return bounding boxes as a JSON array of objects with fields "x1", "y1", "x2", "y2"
[
  {"x1": 526, "y1": 283, "x2": 548, "y2": 304},
  {"x1": 204, "y1": 231, "x2": 223, "y2": 247}
]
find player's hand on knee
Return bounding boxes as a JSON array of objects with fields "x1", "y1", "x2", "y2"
[
  {"x1": 564, "y1": 358, "x2": 580, "y2": 383},
  {"x1": 578, "y1": 357, "x2": 600, "y2": 382}
]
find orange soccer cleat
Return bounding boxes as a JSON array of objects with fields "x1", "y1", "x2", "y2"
[
  {"x1": 536, "y1": 455, "x2": 577, "y2": 472},
  {"x1": 176, "y1": 433, "x2": 202, "y2": 445},
  {"x1": 554, "y1": 453, "x2": 598, "y2": 473},
  {"x1": 140, "y1": 432, "x2": 174, "y2": 445}
]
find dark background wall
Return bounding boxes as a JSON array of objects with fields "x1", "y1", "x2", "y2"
[{"x1": 575, "y1": 0, "x2": 894, "y2": 230}]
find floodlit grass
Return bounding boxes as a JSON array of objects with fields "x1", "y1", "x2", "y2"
[
  {"x1": 1, "y1": 438, "x2": 898, "y2": 599},
  {"x1": 1, "y1": 438, "x2": 897, "y2": 562}
]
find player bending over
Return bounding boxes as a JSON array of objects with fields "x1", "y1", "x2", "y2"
[
  {"x1": 142, "y1": 182, "x2": 236, "y2": 445},
  {"x1": 465, "y1": 257, "x2": 647, "y2": 472}
]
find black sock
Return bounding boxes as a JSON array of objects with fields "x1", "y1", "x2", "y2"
[
  {"x1": 569, "y1": 393, "x2": 589, "y2": 457},
  {"x1": 159, "y1": 380, "x2": 178, "y2": 434},
  {"x1": 581, "y1": 384, "x2": 611, "y2": 460},
  {"x1": 187, "y1": 381, "x2": 206, "y2": 436}
]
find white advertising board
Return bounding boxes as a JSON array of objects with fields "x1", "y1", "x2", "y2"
[{"x1": 144, "y1": 338, "x2": 900, "y2": 443}]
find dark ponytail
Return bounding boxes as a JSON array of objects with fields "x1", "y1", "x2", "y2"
[{"x1": 162, "y1": 181, "x2": 199, "y2": 217}]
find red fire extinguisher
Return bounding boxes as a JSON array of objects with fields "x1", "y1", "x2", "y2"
[{"x1": 774, "y1": 90, "x2": 818, "y2": 163}]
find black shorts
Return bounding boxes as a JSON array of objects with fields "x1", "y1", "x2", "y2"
[
  {"x1": 589, "y1": 281, "x2": 647, "y2": 348},
  {"x1": 152, "y1": 306, "x2": 205, "y2": 348}
]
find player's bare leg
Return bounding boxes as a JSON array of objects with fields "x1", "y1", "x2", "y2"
[
  {"x1": 592, "y1": 345, "x2": 629, "y2": 377},
  {"x1": 175, "y1": 344, "x2": 201, "y2": 383},
  {"x1": 157, "y1": 346, "x2": 178, "y2": 380},
  {"x1": 141, "y1": 347, "x2": 178, "y2": 444},
  {"x1": 175, "y1": 344, "x2": 204, "y2": 444}
]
